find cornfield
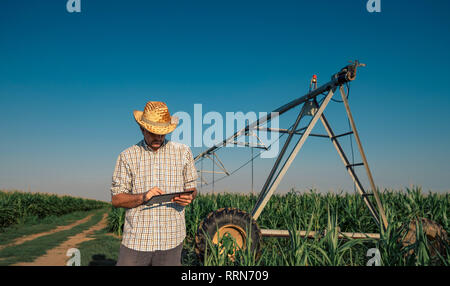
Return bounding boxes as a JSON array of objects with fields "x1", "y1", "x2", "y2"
[
  {"x1": 0, "y1": 190, "x2": 108, "y2": 229},
  {"x1": 107, "y1": 187, "x2": 450, "y2": 266}
]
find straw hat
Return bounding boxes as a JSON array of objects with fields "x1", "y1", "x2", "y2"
[{"x1": 133, "y1": 101, "x2": 178, "y2": 135}]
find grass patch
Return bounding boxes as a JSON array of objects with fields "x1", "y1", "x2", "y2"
[{"x1": 76, "y1": 228, "x2": 121, "y2": 266}]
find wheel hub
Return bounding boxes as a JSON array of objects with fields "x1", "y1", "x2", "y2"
[{"x1": 212, "y1": 224, "x2": 247, "y2": 250}]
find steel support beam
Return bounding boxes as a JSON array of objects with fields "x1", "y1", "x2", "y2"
[
  {"x1": 250, "y1": 101, "x2": 308, "y2": 219},
  {"x1": 319, "y1": 113, "x2": 381, "y2": 228},
  {"x1": 260, "y1": 228, "x2": 380, "y2": 239},
  {"x1": 251, "y1": 88, "x2": 336, "y2": 220},
  {"x1": 339, "y1": 86, "x2": 388, "y2": 230}
]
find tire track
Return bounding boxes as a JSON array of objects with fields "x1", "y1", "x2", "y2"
[
  {"x1": 14, "y1": 211, "x2": 109, "y2": 266},
  {"x1": 0, "y1": 214, "x2": 94, "y2": 251}
]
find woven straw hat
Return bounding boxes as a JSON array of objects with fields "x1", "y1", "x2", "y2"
[{"x1": 133, "y1": 101, "x2": 178, "y2": 135}]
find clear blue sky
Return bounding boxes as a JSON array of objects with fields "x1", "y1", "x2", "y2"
[{"x1": 1, "y1": 0, "x2": 449, "y2": 201}]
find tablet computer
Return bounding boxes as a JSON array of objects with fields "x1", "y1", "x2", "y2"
[{"x1": 144, "y1": 190, "x2": 195, "y2": 206}]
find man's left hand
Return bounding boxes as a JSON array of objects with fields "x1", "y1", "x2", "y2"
[{"x1": 172, "y1": 194, "x2": 194, "y2": 206}]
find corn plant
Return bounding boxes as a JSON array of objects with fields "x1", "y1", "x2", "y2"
[{"x1": 106, "y1": 187, "x2": 449, "y2": 266}]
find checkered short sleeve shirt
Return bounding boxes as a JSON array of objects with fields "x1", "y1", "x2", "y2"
[{"x1": 111, "y1": 139, "x2": 198, "y2": 251}]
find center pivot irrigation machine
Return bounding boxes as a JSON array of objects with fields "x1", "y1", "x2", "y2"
[{"x1": 193, "y1": 61, "x2": 448, "y2": 260}]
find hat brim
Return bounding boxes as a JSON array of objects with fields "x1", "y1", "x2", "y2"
[{"x1": 133, "y1": 110, "x2": 178, "y2": 135}]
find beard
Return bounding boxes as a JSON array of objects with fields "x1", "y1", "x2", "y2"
[{"x1": 151, "y1": 140, "x2": 162, "y2": 146}]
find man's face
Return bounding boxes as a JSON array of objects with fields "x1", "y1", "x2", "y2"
[{"x1": 141, "y1": 127, "x2": 166, "y2": 151}]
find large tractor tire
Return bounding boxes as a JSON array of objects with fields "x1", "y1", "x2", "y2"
[
  {"x1": 195, "y1": 208, "x2": 262, "y2": 262},
  {"x1": 401, "y1": 217, "x2": 448, "y2": 261}
]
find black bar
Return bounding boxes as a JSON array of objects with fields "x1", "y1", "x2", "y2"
[
  {"x1": 346, "y1": 163, "x2": 364, "y2": 168},
  {"x1": 362, "y1": 193, "x2": 374, "y2": 197},
  {"x1": 332, "y1": 131, "x2": 354, "y2": 139}
]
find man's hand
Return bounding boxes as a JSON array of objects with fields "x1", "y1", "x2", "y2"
[
  {"x1": 143, "y1": 187, "x2": 164, "y2": 204},
  {"x1": 172, "y1": 194, "x2": 193, "y2": 206},
  {"x1": 172, "y1": 188, "x2": 197, "y2": 206}
]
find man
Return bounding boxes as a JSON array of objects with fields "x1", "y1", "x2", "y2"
[{"x1": 111, "y1": 101, "x2": 198, "y2": 266}]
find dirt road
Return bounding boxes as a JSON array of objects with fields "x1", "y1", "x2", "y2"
[{"x1": 12, "y1": 212, "x2": 109, "y2": 266}]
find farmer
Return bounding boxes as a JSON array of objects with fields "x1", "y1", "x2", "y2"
[{"x1": 111, "y1": 101, "x2": 198, "y2": 266}]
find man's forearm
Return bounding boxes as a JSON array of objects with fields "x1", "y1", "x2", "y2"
[{"x1": 111, "y1": 192, "x2": 145, "y2": 209}]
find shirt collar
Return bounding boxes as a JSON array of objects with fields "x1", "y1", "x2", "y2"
[{"x1": 141, "y1": 138, "x2": 169, "y2": 153}]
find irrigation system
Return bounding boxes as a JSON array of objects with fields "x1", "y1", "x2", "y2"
[{"x1": 193, "y1": 60, "x2": 446, "y2": 259}]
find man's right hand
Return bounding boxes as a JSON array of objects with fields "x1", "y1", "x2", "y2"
[{"x1": 143, "y1": 187, "x2": 164, "y2": 204}]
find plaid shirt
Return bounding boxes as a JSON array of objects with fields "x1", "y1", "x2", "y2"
[{"x1": 111, "y1": 139, "x2": 198, "y2": 251}]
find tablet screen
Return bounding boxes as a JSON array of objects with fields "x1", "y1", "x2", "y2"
[{"x1": 144, "y1": 190, "x2": 194, "y2": 206}]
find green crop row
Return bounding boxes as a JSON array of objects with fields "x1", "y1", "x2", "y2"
[
  {"x1": 107, "y1": 186, "x2": 450, "y2": 266},
  {"x1": 0, "y1": 190, "x2": 109, "y2": 229}
]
